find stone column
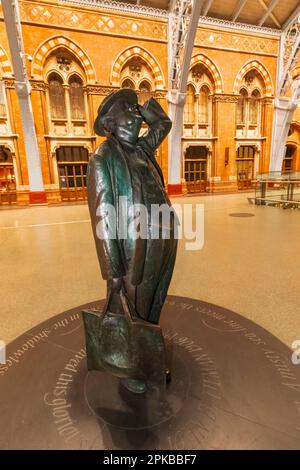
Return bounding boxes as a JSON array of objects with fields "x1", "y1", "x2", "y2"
[
  {"x1": 2, "y1": 0, "x2": 46, "y2": 204},
  {"x1": 15, "y1": 83, "x2": 46, "y2": 203},
  {"x1": 64, "y1": 85, "x2": 72, "y2": 134},
  {"x1": 83, "y1": 87, "x2": 90, "y2": 135},
  {"x1": 261, "y1": 97, "x2": 274, "y2": 174},
  {"x1": 167, "y1": 94, "x2": 186, "y2": 195},
  {"x1": 270, "y1": 94, "x2": 300, "y2": 172}
]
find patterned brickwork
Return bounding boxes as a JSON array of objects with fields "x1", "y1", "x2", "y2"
[
  {"x1": 190, "y1": 53, "x2": 223, "y2": 93},
  {"x1": 111, "y1": 46, "x2": 165, "y2": 89},
  {"x1": 18, "y1": 0, "x2": 167, "y2": 42},
  {"x1": 233, "y1": 60, "x2": 273, "y2": 96},
  {"x1": 195, "y1": 29, "x2": 279, "y2": 57},
  {"x1": 31, "y1": 35, "x2": 96, "y2": 83}
]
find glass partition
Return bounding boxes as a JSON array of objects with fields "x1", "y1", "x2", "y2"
[{"x1": 254, "y1": 171, "x2": 300, "y2": 208}]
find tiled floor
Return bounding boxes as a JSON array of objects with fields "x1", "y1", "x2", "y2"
[{"x1": 0, "y1": 193, "x2": 299, "y2": 347}]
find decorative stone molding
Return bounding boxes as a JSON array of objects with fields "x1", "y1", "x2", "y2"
[
  {"x1": 30, "y1": 80, "x2": 48, "y2": 91},
  {"x1": 212, "y1": 94, "x2": 240, "y2": 103},
  {"x1": 262, "y1": 97, "x2": 274, "y2": 105},
  {"x1": 182, "y1": 141, "x2": 213, "y2": 153},
  {"x1": 111, "y1": 46, "x2": 165, "y2": 89},
  {"x1": 198, "y1": 16, "x2": 281, "y2": 37},
  {"x1": 236, "y1": 141, "x2": 261, "y2": 152},
  {"x1": 195, "y1": 29, "x2": 279, "y2": 57},
  {"x1": 0, "y1": 140, "x2": 16, "y2": 155},
  {"x1": 31, "y1": 36, "x2": 96, "y2": 83},
  {"x1": 57, "y1": 1, "x2": 282, "y2": 40},
  {"x1": 233, "y1": 60, "x2": 274, "y2": 96},
  {"x1": 50, "y1": 141, "x2": 94, "y2": 162},
  {"x1": 20, "y1": 2, "x2": 167, "y2": 42},
  {"x1": 86, "y1": 85, "x2": 117, "y2": 95},
  {"x1": 3, "y1": 79, "x2": 15, "y2": 89},
  {"x1": 58, "y1": 0, "x2": 168, "y2": 19},
  {"x1": 190, "y1": 53, "x2": 223, "y2": 94}
]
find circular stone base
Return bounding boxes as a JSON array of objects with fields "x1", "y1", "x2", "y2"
[{"x1": 0, "y1": 295, "x2": 300, "y2": 450}]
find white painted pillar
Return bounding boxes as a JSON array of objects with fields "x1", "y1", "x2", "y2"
[
  {"x1": 168, "y1": 93, "x2": 186, "y2": 192},
  {"x1": 270, "y1": 82, "x2": 300, "y2": 172},
  {"x1": 167, "y1": 0, "x2": 203, "y2": 195},
  {"x1": 2, "y1": 0, "x2": 46, "y2": 203},
  {"x1": 269, "y1": 16, "x2": 300, "y2": 173}
]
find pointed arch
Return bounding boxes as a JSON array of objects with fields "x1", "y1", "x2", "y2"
[
  {"x1": 110, "y1": 46, "x2": 165, "y2": 89},
  {"x1": 0, "y1": 46, "x2": 13, "y2": 77},
  {"x1": 234, "y1": 60, "x2": 273, "y2": 96},
  {"x1": 190, "y1": 53, "x2": 223, "y2": 93},
  {"x1": 31, "y1": 36, "x2": 96, "y2": 83}
]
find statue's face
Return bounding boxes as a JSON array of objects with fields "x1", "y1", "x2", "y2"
[{"x1": 107, "y1": 100, "x2": 143, "y2": 145}]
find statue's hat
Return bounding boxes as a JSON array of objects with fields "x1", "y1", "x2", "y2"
[{"x1": 94, "y1": 88, "x2": 138, "y2": 136}]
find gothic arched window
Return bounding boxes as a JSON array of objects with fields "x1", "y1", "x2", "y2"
[
  {"x1": 69, "y1": 75, "x2": 85, "y2": 120},
  {"x1": 237, "y1": 88, "x2": 248, "y2": 125},
  {"x1": 198, "y1": 85, "x2": 210, "y2": 124},
  {"x1": 48, "y1": 73, "x2": 66, "y2": 119},
  {"x1": 184, "y1": 84, "x2": 195, "y2": 123},
  {"x1": 121, "y1": 79, "x2": 135, "y2": 89},
  {"x1": 139, "y1": 80, "x2": 151, "y2": 93},
  {"x1": 249, "y1": 89, "x2": 261, "y2": 125},
  {"x1": 139, "y1": 80, "x2": 152, "y2": 105}
]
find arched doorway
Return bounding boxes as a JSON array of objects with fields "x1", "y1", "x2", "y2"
[
  {"x1": 56, "y1": 146, "x2": 89, "y2": 201},
  {"x1": 282, "y1": 146, "x2": 296, "y2": 174},
  {"x1": 184, "y1": 146, "x2": 207, "y2": 193},
  {"x1": 0, "y1": 146, "x2": 16, "y2": 205},
  {"x1": 236, "y1": 146, "x2": 255, "y2": 189}
]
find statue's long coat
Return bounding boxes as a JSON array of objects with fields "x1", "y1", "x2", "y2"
[{"x1": 87, "y1": 99, "x2": 177, "y2": 323}]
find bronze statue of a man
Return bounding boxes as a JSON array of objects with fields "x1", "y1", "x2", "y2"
[{"x1": 84, "y1": 89, "x2": 177, "y2": 392}]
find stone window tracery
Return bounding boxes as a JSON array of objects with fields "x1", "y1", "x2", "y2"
[
  {"x1": 121, "y1": 78, "x2": 135, "y2": 89},
  {"x1": 183, "y1": 64, "x2": 213, "y2": 138},
  {"x1": 236, "y1": 70, "x2": 264, "y2": 138},
  {"x1": 249, "y1": 89, "x2": 261, "y2": 125},
  {"x1": 120, "y1": 57, "x2": 155, "y2": 105},
  {"x1": 236, "y1": 88, "x2": 248, "y2": 125},
  {"x1": 198, "y1": 85, "x2": 209, "y2": 124},
  {"x1": 44, "y1": 47, "x2": 89, "y2": 136},
  {"x1": 48, "y1": 72, "x2": 66, "y2": 120},
  {"x1": 184, "y1": 84, "x2": 195, "y2": 123},
  {"x1": 69, "y1": 75, "x2": 85, "y2": 120}
]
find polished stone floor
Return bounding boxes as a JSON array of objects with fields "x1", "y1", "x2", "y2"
[{"x1": 0, "y1": 193, "x2": 299, "y2": 348}]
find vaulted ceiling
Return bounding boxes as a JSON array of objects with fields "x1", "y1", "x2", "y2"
[{"x1": 125, "y1": 0, "x2": 300, "y2": 30}]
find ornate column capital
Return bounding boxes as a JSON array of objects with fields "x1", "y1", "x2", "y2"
[
  {"x1": 3, "y1": 79, "x2": 15, "y2": 89},
  {"x1": 30, "y1": 80, "x2": 47, "y2": 92},
  {"x1": 262, "y1": 97, "x2": 274, "y2": 105}
]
